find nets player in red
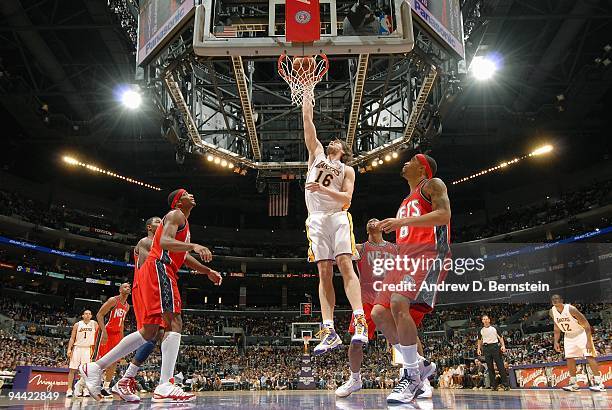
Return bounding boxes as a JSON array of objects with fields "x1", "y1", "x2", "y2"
[
  {"x1": 94, "y1": 283, "x2": 131, "y2": 399},
  {"x1": 373, "y1": 153, "x2": 451, "y2": 403},
  {"x1": 335, "y1": 218, "x2": 397, "y2": 397},
  {"x1": 111, "y1": 216, "x2": 163, "y2": 402},
  {"x1": 80, "y1": 189, "x2": 222, "y2": 402}
]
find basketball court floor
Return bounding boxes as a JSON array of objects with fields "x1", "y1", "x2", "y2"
[{"x1": 0, "y1": 390, "x2": 610, "y2": 409}]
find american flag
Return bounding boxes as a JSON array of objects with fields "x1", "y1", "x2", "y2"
[
  {"x1": 214, "y1": 25, "x2": 237, "y2": 38},
  {"x1": 268, "y1": 181, "x2": 289, "y2": 217}
]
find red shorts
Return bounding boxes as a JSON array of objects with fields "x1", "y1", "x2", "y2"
[
  {"x1": 348, "y1": 303, "x2": 377, "y2": 340},
  {"x1": 132, "y1": 259, "x2": 181, "y2": 329},
  {"x1": 95, "y1": 331, "x2": 122, "y2": 360},
  {"x1": 373, "y1": 256, "x2": 447, "y2": 326}
]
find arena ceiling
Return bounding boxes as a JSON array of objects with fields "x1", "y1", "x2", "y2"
[{"x1": 1, "y1": 0, "x2": 611, "y2": 223}]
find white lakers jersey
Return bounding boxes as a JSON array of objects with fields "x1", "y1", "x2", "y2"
[
  {"x1": 74, "y1": 320, "x2": 97, "y2": 347},
  {"x1": 551, "y1": 304, "x2": 583, "y2": 336},
  {"x1": 305, "y1": 153, "x2": 347, "y2": 213}
]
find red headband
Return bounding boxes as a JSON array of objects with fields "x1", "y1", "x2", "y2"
[
  {"x1": 416, "y1": 154, "x2": 433, "y2": 179},
  {"x1": 171, "y1": 189, "x2": 186, "y2": 209}
]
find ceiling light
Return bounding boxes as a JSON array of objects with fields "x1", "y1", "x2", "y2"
[
  {"x1": 120, "y1": 89, "x2": 142, "y2": 109},
  {"x1": 470, "y1": 56, "x2": 498, "y2": 81}
]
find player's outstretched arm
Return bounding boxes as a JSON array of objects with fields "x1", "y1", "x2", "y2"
[
  {"x1": 184, "y1": 254, "x2": 222, "y2": 285},
  {"x1": 303, "y1": 99, "x2": 324, "y2": 166},
  {"x1": 159, "y1": 210, "x2": 212, "y2": 261}
]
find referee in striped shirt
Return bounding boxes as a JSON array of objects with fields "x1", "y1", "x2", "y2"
[{"x1": 477, "y1": 314, "x2": 510, "y2": 391}]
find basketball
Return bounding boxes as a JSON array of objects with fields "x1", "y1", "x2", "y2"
[{"x1": 293, "y1": 56, "x2": 316, "y2": 74}]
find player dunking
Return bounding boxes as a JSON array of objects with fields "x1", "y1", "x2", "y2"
[
  {"x1": 80, "y1": 189, "x2": 222, "y2": 402},
  {"x1": 95, "y1": 283, "x2": 131, "y2": 399},
  {"x1": 111, "y1": 216, "x2": 163, "y2": 402},
  {"x1": 373, "y1": 153, "x2": 451, "y2": 403},
  {"x1": 66, "y1": 310, "x2": 98, "y2": 397},
  {"x1": 550, "y1": 295, "x2": 605, "y2": 392},
  {"x1": 336, "y1": 218, "x2": 397, "y2": 397},
  {"x1": 302, "y1": 100, "x2": 368, "y2": 354}
]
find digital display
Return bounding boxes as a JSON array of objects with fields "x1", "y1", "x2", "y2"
[
  {"x1": 409, "y1": 0, "x2": 465, "y2": 58},
  {"x1": 137, "y1": 0, "x2": 195, "y2": 65}
]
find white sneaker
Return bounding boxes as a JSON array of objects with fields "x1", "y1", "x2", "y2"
[
  {"x1": 335, "y1": 377, "x2": 363, "y2": 398},
  {"x1": 589, "y1": 384, "x2": 605, "y2": 392},
  {"x1": 401, "y1": 358, "x2": 435, "y2": 399},
  {"x1": 562, "y1": 384, "x2": 580, "y2": 392},
  {"x1": 82, "y1": 387, "x2": 90, "y2": 397},
  {"x1": 419, "y1": 360, "x2": 437, "y2": 381},
  {"x1": 387, "y1": 367, "x2": 423, "y2": 404},
  {"x1": 111, "y1": 377, "x2": 141, "y2": 402},
  {"x1": 152, "y1": 382, "x2": 196, "y2": 403},
  {"x1": 74, "y1": 380, "x2": 83, "y2": 397},
  {"x1": 66, "y1": 389, "x2": 73, "y2": 398},
  {"x1": 78, "y1": 363, "x2": 103, "y2": 400},
  {"x1": 417, "y1": 378, "x2": 433, "y2": 399}
]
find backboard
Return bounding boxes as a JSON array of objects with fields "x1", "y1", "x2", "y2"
[
  {"x1": 193, "y1": 0, "x2": 414, "y2": 56},
  {"x1": 291, "y1": 322, "x2": 322, "y2": 342}
]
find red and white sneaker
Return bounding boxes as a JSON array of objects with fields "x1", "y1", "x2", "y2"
[
  {"x1": 78, "y1": 363, "x2": 102, "y2": 401},
  {"x1": 111, "y1": 377, "x2": 141, "y2": 403},
  {"x1": 152, "y1": 382, "x2": 196, "y2": 403}
]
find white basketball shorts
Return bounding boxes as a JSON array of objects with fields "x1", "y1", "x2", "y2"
[
  {"x1": 564, "y1": 331, "x2": 596, "y2": 359},
  {"x1": 69, "y1": 346, "x2": 93, "y2": 369},
  {"x1": 305, "y1": 211, "x2": 357, "y2": 262}
]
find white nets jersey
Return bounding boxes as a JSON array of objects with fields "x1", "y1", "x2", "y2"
[
  {"x1": 551, "y1": 304, "x2": 583, "y2": 336},
  {"x1": 74, "y1": 320, "x2": 97, "y2": 347},
  {"x1": 305, "y1": 152, "x2": 347, "y2": 214}
]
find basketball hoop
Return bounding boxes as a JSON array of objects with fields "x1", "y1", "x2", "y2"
[{"x1": 278, "y1": 53, "x2": 329, "y2": 106}]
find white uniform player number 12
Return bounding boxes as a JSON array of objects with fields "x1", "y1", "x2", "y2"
[{"x1": 397, "y1": 199, "x2": 421, "y2": 238}]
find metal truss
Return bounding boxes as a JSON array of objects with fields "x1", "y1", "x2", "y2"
[{"x1": 146, "y1": 15, "x2": 460, "y2": 173}]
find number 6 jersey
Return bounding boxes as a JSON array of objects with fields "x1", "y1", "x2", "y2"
[
  {"x1": 305, "y1": 152, "x2": 347, "y2": 214},
  {"x1": 395, "y1": 178, "x2": 451, "y2": 247}
]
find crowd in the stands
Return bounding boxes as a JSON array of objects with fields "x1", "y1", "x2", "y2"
[
  {"x1": 454, "y1": 179, "x2": 612, "y2": 242},
  {"x1": 0, "y1": 294, "x2": 609, "y2": 391}
]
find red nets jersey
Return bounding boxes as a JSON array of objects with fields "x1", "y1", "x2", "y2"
[
  {"x1": 105, "y1": 298, "x2": 129, "y2": 333},
  {"x1": 356, "y1": 241, "x2": 398, "y2": 304},
  {"x1": 396, "y1": 179, "x2": 451, "y2": 248},
  {"x1": 147, "y1": 213, "x2": 191, "y2": 278}
]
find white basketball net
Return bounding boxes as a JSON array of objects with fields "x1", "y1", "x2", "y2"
[{"x1": 278, "y1": 54, "x2": 329, "y2": 106}]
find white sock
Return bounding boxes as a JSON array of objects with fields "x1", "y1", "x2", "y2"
[
  {"x1": 323, "y1": 320, "x2": 334, "y2": 329},
  {"x1": 160, "y1": 332, "x2": 181, "y2": 385},
  {"x1": 351, "y1": 372, "x2": 361, "y2": 382},
  {"x1": 353, "y1": 309, "x2": 364, "y2": 316},
  {"x1": 124, "y1": 363, "x2": 140, "y2": 379},
  {"x1": 569, "y1": 376, "x2": 577, "y2": 385},
  {"x1": 103, "y1": 381, "x2": 110, "y2": 389},
  {"x1": 400, "y1": 344, "x2": 419, "y2": 369},
  {"x1": 594, "y1": 374, "x2": 602, "y2": 384},
  {"x1": 96, "y1": 331, "x2": 146, "y2": 369}
]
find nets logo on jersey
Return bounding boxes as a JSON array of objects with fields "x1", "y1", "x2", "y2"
[{"x1": 112, "y1": 309, "x2": 126, "y2": 319}]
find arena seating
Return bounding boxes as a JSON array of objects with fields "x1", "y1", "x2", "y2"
[{"x1": 0, "y1": 294, "x2": 609, "y2": 391}]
